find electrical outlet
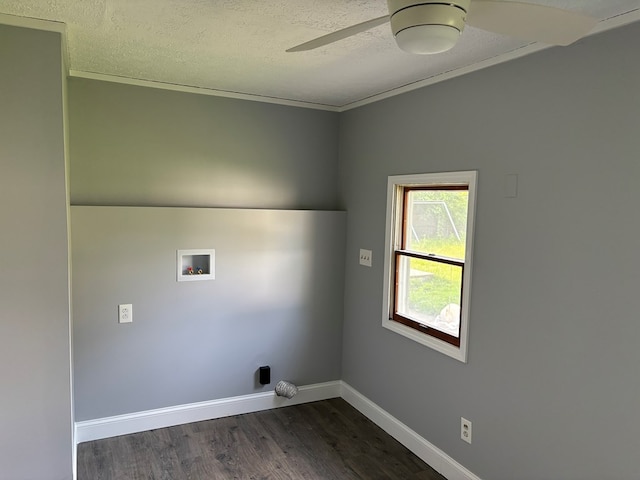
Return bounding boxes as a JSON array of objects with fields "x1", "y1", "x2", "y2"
[
  {"x1": 359, "y1": 249, "x2": 372, "y2": 267},
  {"x1": 118, "y1": 304, "x2": 133, "y2": 324},
  {"x1": 461, "y1": 417, "x2": 472, "y2": 444}
]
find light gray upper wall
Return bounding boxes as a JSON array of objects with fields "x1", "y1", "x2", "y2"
[
  {"x1": 0, "y1": 25, "x2": 73, "y2": 479},
  {"x1": 338, "y1": 23, "x2": 640, "y2": 480},
  {"x1": 68, "y1": 78, "x2": 340, "y2": 210}
]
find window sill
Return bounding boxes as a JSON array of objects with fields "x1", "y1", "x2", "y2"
[{"x1": 382, "y1": 317, "x2": 468, "y2": 363}]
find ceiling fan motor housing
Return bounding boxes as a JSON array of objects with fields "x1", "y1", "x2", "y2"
[{"x1": 387, "y1": 0, "x2": 471, "y2": 54}]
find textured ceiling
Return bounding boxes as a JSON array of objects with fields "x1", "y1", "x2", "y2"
[{"x1": 1, "y1": 0, "x2": 639, "y2": 109}]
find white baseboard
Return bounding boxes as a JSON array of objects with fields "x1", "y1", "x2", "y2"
[
  {"x1": 340, "y1": 382, "x2": 482, "y2": 480},
  {"x1": 75, "y1": 380, "x2": 341, "y2": 443},
  {"x1": 75, "y1": 380, "x2": 480, "y2": 480}
]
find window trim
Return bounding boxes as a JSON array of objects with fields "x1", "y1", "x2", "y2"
[{"x1": 381, "y1": 171, "x2": 478, "y2": 363}]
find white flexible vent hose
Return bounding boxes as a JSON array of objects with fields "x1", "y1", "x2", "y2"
[{"x1": 275, "y1": 380, "x2": 298, "y2": 399}]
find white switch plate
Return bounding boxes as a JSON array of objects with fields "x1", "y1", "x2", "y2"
[
  {"x1": 118, "y1": 304, "x2": 133, "y2": 323},
  {"x1": 359, "y1": 249, "x2": 372, "y2": 267},
  {"x1": 504, "y1": 174, "x2": 518, "y2": 198}
]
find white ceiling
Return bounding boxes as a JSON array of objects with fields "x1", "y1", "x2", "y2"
[{"x1": 1, "y1": 0, "x2": 639, "y2": 110}]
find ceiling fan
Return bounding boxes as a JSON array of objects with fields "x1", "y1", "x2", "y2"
[{"x1": 286, "y1": 0, "x2": 598, "y2": 55}]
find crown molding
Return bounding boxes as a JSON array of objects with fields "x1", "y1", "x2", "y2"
[
  {"x1": 0, "y1": 13, "x2": 65, "y2": 33},
  {"x1": 68, "y1": 70, "x2": 340, "y2": 112},
  {"x1": 338, "y1": 8, "x2": 640, "y2": 111}
]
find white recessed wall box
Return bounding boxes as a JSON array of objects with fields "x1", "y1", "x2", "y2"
[{"x1": 177, "y1": 249, "x2": 215, "y2": 282}]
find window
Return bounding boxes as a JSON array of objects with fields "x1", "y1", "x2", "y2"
[{"x1": 382, "y1": 171, "x2": 477, "y2": 362}]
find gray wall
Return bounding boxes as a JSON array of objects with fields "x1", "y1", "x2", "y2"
[
  {"x1": 68, "y1": 77, "x2": 345, "y2": 421},
  {"x1": 0, "y1": 25, "x2": 73, "y2": 479},
  {"x1": 72, "y1": 206, "x2": 345, "y2": 420},
  {"x1": 339, "y1": 23, "x2": 640, "y2": 480},
  {"x1": 69, "y1": 78, "x2": 339, "y2": 210}
]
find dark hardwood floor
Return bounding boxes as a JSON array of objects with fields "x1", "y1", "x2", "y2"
[{"x1": 77, "y1": 398, "x2": 447, "y2": 479}]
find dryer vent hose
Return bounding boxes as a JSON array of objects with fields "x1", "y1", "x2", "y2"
[{"x1": 275, "y1": 380, "x2": 298, "y2": 399}]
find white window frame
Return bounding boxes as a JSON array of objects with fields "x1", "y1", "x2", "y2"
[{"x1": 381, "y1": 171, "x2": 478, "y2": 363}]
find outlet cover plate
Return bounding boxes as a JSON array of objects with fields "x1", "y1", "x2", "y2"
[
  {"x1": 461, "y1": 417, "x2": 472, "y2": 444},
  {"x1": 118, "y1": 304, "x2": 133, "y2": 324}
]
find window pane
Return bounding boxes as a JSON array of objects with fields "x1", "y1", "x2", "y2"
[
  {"x1": 404, "y1": 189, "x2": 468, "y2": 260},
  {"x1": 396, "y1": 255, "x2": 462, "y2": 337}
]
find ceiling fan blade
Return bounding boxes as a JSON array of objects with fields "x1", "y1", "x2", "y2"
[
  {"x1": 287, "y1": 15, "x2": 389, "y2": 52},
  {"x1": 466, "y1": 0, "x2": 598, "y2": 46}
]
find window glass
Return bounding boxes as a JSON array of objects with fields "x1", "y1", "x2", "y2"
[
  {"x1": 404, "y1": 188, "x2": 468, "y2": 259},
  {"x1": 395, "y1": 255, "x2": 463, "y2": 338}
]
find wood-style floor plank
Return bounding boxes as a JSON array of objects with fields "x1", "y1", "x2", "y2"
[{"x1": 77, "y1": 398, "x2": 447, "y2": 480}]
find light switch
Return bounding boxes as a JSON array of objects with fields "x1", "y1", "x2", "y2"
[{"x1": 359, "y1": 249, "x2": 372, "y2": 267}]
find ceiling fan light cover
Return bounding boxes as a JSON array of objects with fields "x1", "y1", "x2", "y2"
[
  {"x1": 388, "y1": 1, "x2": 469, "y2": 55},
  {"x1": 395, "y1": 24, "x2": 461, "y2": 54}
]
